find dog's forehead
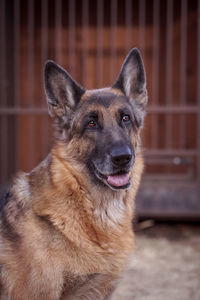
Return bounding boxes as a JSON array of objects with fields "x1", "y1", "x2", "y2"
[{"x1": 79, "y1": 88, "x2": 129, "y2": 110}]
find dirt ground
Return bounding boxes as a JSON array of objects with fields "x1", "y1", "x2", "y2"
[{"x1": 111, "y1": 222, "x2": 200, "y2": 300}]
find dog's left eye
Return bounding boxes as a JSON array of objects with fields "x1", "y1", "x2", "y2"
[
  {"x1": 122, "y1": 115, "x2": 130, "y2": 123},
  {"x1": 87, "y1": 120, "x2": 97, "y2": 128}
]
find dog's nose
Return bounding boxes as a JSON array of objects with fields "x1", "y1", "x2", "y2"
[{"x1": 110, "y1": 146, "x2": 133, "y2": 167}]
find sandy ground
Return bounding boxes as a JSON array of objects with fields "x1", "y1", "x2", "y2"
[{"x1": 111, "y1": 223, "x2": 200, "y2": 300}]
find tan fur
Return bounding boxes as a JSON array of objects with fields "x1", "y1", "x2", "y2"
[
  {"x1": 0, "y1": 143, "x2": 143, "y2": 299},
  {"x1": 81, "y1": 88, "x2": 124, "y2": 102},
  {"x1": 0, "y1": 49, "x2": 147, "y2": 299}
]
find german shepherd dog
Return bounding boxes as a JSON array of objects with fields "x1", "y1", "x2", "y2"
[{"x1": 0, "y1": 48, "x2": 147, "y2": 299}]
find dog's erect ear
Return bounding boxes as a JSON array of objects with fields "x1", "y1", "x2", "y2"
[
  {"x1": 113, "y1": 48, "x2": 147, "y2": 106},
  {"x1": 44, "y1": 61, "x2": 85, "y2": 118}
]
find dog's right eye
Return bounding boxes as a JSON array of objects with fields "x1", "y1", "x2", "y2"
[
  {"x1": 122, "y1": 115, "x2": 130, "y2": 122},
  {"x1": 87, "y1": 120, "x2": 97, "y2": 128}
]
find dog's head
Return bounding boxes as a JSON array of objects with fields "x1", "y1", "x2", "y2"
[{"x1": 44, "y1": 49, "x2": 147, "y2": 191}]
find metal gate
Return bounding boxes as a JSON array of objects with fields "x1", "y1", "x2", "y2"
[{"x1": 0, "y1": 0, "x2": 199, "y2": 219}]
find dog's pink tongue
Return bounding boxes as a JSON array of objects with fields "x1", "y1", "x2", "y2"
[{"x1": 107, "y1": 173, "x2": 130, "y2": 187}]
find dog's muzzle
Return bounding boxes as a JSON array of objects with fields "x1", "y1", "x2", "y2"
[{"x1": 93, "y1": 145, "x2": 134, "y2": 190}]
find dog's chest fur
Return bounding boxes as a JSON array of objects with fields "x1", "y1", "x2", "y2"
[{"x1": 25, "y1": 161, "x2": 134, "y2": 290}]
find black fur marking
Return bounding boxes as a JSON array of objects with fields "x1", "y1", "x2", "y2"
[
  {"x1": 80, "y1": 111, "x2": 102, "y2": 134},
  {"x1": 85, "y1": 93, "x2": 129, "y2": 109},
  {"x1": 62, "y1": 273, "x2": 90, "y2": 296},
  {"x1": 74, "y1": 93, "x2": 131, "y2": 137},
  {"x1": 37, "y1": 215, "x2": 55, "y2": 229},
  {"x1": 0, "y1": 186, "x2": 21, "y2": 243},
  {"x1": 84, "y1": 126, "x2": 134, "y2": 190},
  {"x1": 86, "y1": 158, "x2": 107, "y2": 189},
  {"x1": 0, "y1": 210, "x2": 20, "y2": 243},
  {"x1": 47, "y1": 155, "x2": 54, "y2": 186},
  {"x1": 118, "y1": 107, "x2": 133, "y2": 128},
  {"x1": 0, "y1": 184, "x2": 12, "y2": 212}
]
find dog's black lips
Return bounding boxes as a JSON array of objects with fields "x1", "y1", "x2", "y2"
[
  {"x1": 108, "y1": 181, "x2": 130, "y2": 190},
  {"x1": 93, "y1": 165, "x2": 107, "y2": 180},
  {"x1": 92, "y1": 163, "x2": 131, "y2": 190}
]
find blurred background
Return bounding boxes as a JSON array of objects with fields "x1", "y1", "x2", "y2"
[
  {"x1": 1, "y1": 2, "x2": 200, "y2": 298},
  {"x1": 0, "y1": 0, "x2": 200, "y2": 220}
]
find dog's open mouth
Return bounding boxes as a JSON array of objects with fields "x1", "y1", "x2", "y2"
[
  {"x1": 107, "y1": 173, "x2": 130, "y2": 188},
  {"x1": 94, "y1": 166, "x2": 130, "y2": 189}
]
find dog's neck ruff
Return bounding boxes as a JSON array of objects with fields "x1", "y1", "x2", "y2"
[{"x1": 48, "y1": 147, "x2": 130, "y2": 228}]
